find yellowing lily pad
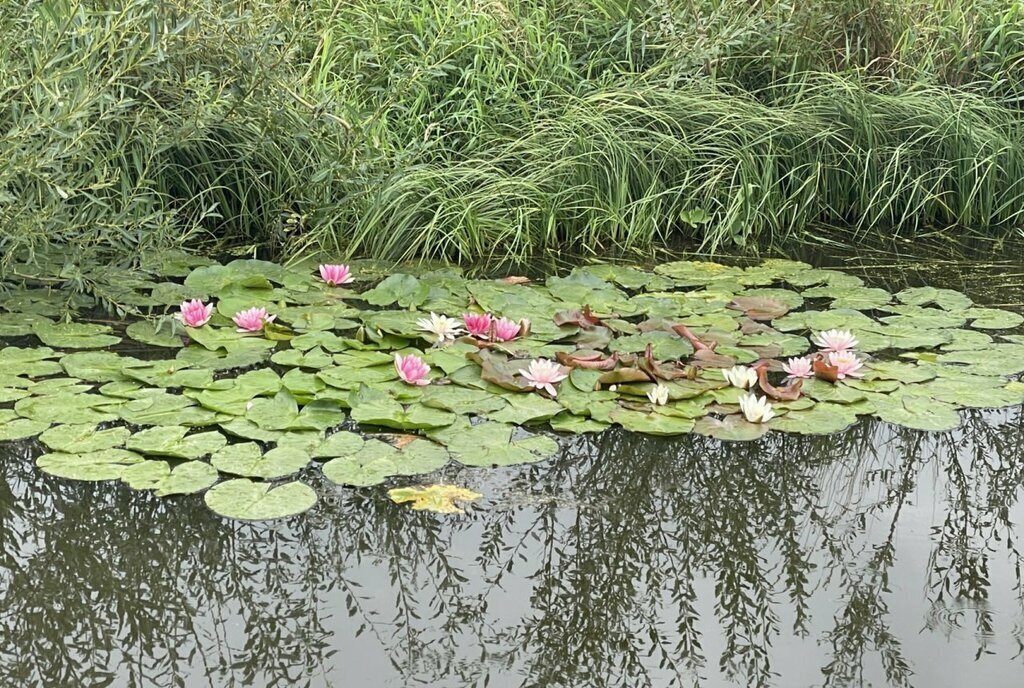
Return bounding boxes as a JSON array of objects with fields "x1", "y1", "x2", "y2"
[{"x1": 388, "y1": 484, "x2": 482, "y2": 514}]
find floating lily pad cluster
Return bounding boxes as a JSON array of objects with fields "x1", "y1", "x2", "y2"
[{"x1": 2, "y1": 254, "x2": 1023, "y2": 520}]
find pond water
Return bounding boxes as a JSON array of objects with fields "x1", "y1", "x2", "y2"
[{"x1": 3, "y1": 244, "x2": 1024, "y2": 687}]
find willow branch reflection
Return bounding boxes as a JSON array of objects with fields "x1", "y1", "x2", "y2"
[{"x1": 1, "y1": 409, "x2": 1024, "y2": 687}]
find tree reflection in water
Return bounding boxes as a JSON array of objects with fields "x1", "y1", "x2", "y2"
[{"x1": 2, "y1": 410, "x2": 1024, "y2": 687}]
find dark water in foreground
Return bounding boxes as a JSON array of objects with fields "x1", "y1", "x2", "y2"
[
  {"x1": 5, "y1": 244, "x2": 1024, "y2": 687},
  {"x1": 3, "y1": 417, "x2": 1024, "y2": 687}
]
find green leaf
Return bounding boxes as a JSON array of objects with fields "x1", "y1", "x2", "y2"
[
  {"x1": 349, "y1": 385, "x2": 455, "y2": 430},
  {"x1": 485, "y1": 394, "x2": 563, "y2": 424},
  {"x1": 769, "y1": 403, "x2": 860, "y2": 434},
  {"x1": 434, "y1": 420, "x2": 558, "y2": 466},
  {"x1": 0, "y1": 410, "x2": 50, "y2": 440},
  {"x1": 548, "y1": 413, "x2": 610, "y2": 433},
  {"x1": 32, "y1": 322, "x2": 120, "y2": 349},
  {"x1": 204, "y1": 479, "x2": 317, "y2": 521},
  {"x1": 39, "y1": 424, "x2": 130, "y2": 452},
  {"x1": 15, "y1": 393, "x2": 121, "y2": 424},
  {"x1": 693, "y1": 415, "x2": 769, "y2": 441},
  {"x1": 121, "y1": 460, "x2": 219, "y2": 496},
  {"x1": 311, "y1": 431, "x2": 364, "y2": 458},
  {"x1": 608, "y1": 407, "x2": 696, "y2": 435},
  {"x1": 361, "y1": 274, "x2": 429, "y2": 308},
  {"x1": 211, "y1": 443, "x2": 311, "y2": 479},
  {"x1": 60, "y1": 351, "x2": 136, "y2": 382},
  {"x1": 420, "y1": 385, "x2": 507, "y2": 415},
  {"x1": 118, "y1": 392, "x2": 222, "y2": 426},
  {"x1": 321, "y1": 437, "x2": 449, "y2": 486},
  {"x1": 245, "y1": 391, "x2": 344, "y2": 431},
  {"x1": 190, "y1": 368, "x2": 282, "y2": 415},
  {"x1": 125, "y1": 320, "x2": 186, "y2": 348},
  {"x1": 896, "y1": 287, "x2": 972, "y2": 311},
  {"x1": 126, "y1": 426, "x2": 227, "y2": 459},
  {"x1": 963, "y1": 307, "x2": 1024, "y2": 330},
  {"x1": 872, "y1": 395, "x2": 961, "y2": 431},
  {"x1": 37, "y1": 449, "x2": 143, "y2": 481}
]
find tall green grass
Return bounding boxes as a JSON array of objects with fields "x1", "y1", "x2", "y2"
[{"x1": 3, "y1": 0, "x2": 1024, "y2": 273}]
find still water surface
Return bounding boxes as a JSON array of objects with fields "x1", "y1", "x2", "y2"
[{"x1": 4, "y1": 246, "x2": 1024, "y2": 687}]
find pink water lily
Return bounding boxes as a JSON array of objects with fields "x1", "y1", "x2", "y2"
[
  {"x1": 463, "y1": 312, "x2": 493, "y2": 338},
  {"x1": 492, "y1": 317, "x2": 521, "y2": 342},
  {"x1": 318, "y1": 264, "x2": 353, "y2": 286},
  {"x1": 828, "y1": 351, "x2": 864, "y2": 379},
  {"x1": 520, "y1": 358, "x2": 569, "y2": 396},
  {"x1": 233, "y1": 307, "x2": 276, "y2": 332},
  {"x1": 176, "y1": 299, "x2": 213, "y2": 328},
  {"x1": 782, "y1": 356, "x2": 814, "y2": 380},
  {"x1": 812, "y1": 329, "x2": 858, "y2": 352},
  {"x1": 395, "y1": 353, "x2": 431, "y2": 385}
]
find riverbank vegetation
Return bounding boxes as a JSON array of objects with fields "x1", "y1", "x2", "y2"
[{"x1": 3, "y1": 0, "x2": 1024, "y2": 273}]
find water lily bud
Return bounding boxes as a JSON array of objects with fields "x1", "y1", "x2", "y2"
[
  {"x1": 519, "y1": 318, "x2": 531, "y2": 338},
  {"x1": 355, "y1": 326, "x2": 366, "y2": 343}
]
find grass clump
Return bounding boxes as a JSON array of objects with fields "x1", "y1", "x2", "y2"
[{"x1": 2, "y1": 0, "x2": 1024, "y2": 272}]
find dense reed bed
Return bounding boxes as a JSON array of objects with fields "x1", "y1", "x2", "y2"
[{"x1": 2, "y1": 0, "x2": 1023, "y2": 271}]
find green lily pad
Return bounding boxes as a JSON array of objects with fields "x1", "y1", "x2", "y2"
[
  {"x1": 39, "y1": 424, "x2": 130, "y2": 452},
  {"x1": 190, "y1": 368, "x2": 282, "y2": 415},
  {"x1": 204, "y1": 479, "x2": 317, "y2": 521},
  {"x1": 420, "y1": 385, "x2": 507, "y2": 415},
  {"x1": 361, "y1": 274, "x2": 429, "y2": 308},
  {"x1": 693, "y1": 415, "x2": 769, "y2": 441},
  {"x1": 896, "y1": 287, "x2": 972, "y2": 311},
  {"x1": 432, "y1": 419, "x2": 558, "y2": 467},
  {"x1": 963, "y1": 307, "x2": 1023, "y2": 330},
  {"x1": 37, "y1": 449, "x2": 144, "y2": 481},
  {"x1": 15, "y1": 393, "x2": 121, "y2": 424},
  {"x1": 548, "y1": 413, "x2": 611, "y2": 433},
  {"x1": 872, "y1": 395, "x2": 961, "y2": 431},
  {"x1": 126, "y1": 426, "x2": 227, "y2": 459},
  {"x1": 865, "y1": 361, "x2": 937, "y2": 384},
  {"x1": 485, "y1": 394, "x2": 564, "y2": 424},
  {"x1": 349, "y1": 385, "x2": 455, "y2": 430},
  {"x1": 32, "y1": 322, "x2": 121, "y2": 349},
  {"x1": 118, "y1": 392, "x2": 222, "y2": 426},
  {"x1": 121, "y1": 460, "x2": 220, "y2": 496},
  {"x1": 0, "y1": 410, "x2": 51, "y2": 441},
  {"x1": 125, "y1": 320, "x2": 187, "y2": 348},
  {"x1": 311, "y1": 431, "x2": 365, "y2": 458},
  {"x1": 211, "y1": 442, "x2": 311, "y2": 479},
  {"x1": 321, "y1": 437, "x2": 449, "y2": 486},
  {"x1": 769, "y1": 403, "x2": 860, "y2": 434},
  {"x1": 245, "y1": 391, "x2": 344, "y2": 431},
  {"x1": 608, "y1": 407, "x2": 697, "y2": 435}
]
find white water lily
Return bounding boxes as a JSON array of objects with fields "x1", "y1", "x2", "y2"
[
  {"x1": 722, "y1": 365, "x2": 758, "y2": 390},
  {"x1": 738, "y1": 392, "x2": 775, "y2": 423},
  {"x1": 647, "y1": 384, "x2": 669, "y2": 406},
  {"x1": 416, "y1": 312, "x2": 464, "y2": 345}
]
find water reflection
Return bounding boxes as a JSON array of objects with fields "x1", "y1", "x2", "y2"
[{"x1": 2, "y1": 411, "x2": 1024, "y2": 687}]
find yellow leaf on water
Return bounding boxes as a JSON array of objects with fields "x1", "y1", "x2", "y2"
[{"x1": 387, "y1": 484, "x2": 482, "y2": 514}]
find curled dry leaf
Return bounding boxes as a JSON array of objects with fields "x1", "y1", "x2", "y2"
[
  {"x1": 672, "y1": 324, "x2": 716, "y2": 352},
  {"x1": 755, "y1": 365, "x2": 804, "y2": 401},
  {"x1": 555, "y1": 351, "x2": 619, "y2": 370},
  {"x1": 812, "y1": 353, "x2": 840, "y2": 383},
  {"x1": 553, "y1": 305, "x2": 604, "y2": 328}
]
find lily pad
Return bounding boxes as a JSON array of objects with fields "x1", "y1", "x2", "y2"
[
  {"x1": 388, "y1": 484, "x2": 482, "y2": 514},
  {"x1": 872, "y1": 395, "x2": 961, "y2": 431},
  {"x1": 32, "y1": 322, "x2": 121, "y2": 349},
  {"x1": 246, "y1": 391, "x2": 344, "y2": 431},
  {"x1": 0, "y1": 411, "x2": 51, "y2": 441},
  {"x1": 211, "y1": 442, "x2": 311, "y2": 479},
  {"x1": 204, "y1": 479, "x2": 317, "y2": 521},
  {"x1": 349, "y1": 385, "x2": 455, "y2": 430},
  {"x1": 432, "y1": 419, "x2": 558, "y2": 467},
  {"x1": 321, "y1": 437, "x2": 449, "y2": 486},
  {"x1": 126, "y1": 426, "x2": 227, "y2": 459},
  {"x1": 37, "y1": 449, "x2": 144, "y2": 481},
  {"x1": 121, "y1": 460, "x2": 220, "y2": 496},
  {"x1": 39, "y1": 424, "x2": 130, "y2": 453}
]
